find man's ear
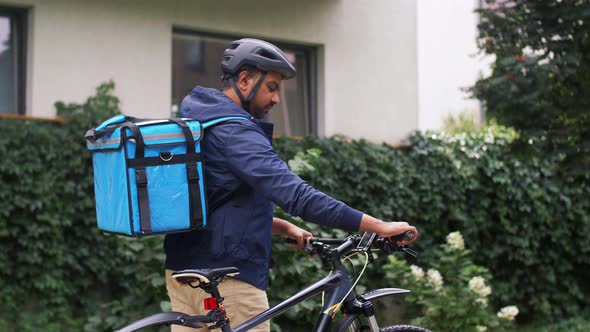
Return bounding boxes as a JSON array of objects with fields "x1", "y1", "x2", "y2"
[{"x1": 237, "y1": 71, "x2": 253, "y2": 91}]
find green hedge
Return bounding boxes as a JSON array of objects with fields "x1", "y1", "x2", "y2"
[
  {"x1": 273, "y1": 130, "x2": 590, "y2": 322},
  {"x1": 0, "y1": 83, "x2": 167, "y2": 331},
  {"x1": 0, "y1": 83, "x2": 588, "y2": 331}
]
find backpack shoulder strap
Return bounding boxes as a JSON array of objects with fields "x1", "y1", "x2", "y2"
[
  {"x1": 201, "y1": 116, "x2": 251, "y2": 129},
  {"x1": 199, "y1": 115, "x2": 250, "y2": 215}
]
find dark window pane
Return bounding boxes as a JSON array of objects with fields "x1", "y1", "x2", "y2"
[
  {"x1": 172, "y1": 32, "x2": 315, "y2": 136},
  {"x1": 172, "y1": 34, "x2": 227, "y2": 108},
  {"x1": 0, "y1": 15, "x2": 15, "y2": 114},
  {"x1": 0, "y1": 7, "x2": 25, "y2": 115}
]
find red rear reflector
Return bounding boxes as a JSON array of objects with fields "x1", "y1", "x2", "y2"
[{"x1": 204, "y1": 297, "x2": 218, "y2": 310}]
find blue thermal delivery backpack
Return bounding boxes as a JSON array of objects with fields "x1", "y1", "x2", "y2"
[{"x1": 85, "y1": 114, "x2": 247, "y2": 236}]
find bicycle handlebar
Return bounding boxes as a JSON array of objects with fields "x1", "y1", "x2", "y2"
[
  {"x1": 287, "y1": 230, "x2": 416, "y2": 246},
  {"x1": 286, "y1": 230, "x2": 418, "y2": 259}
]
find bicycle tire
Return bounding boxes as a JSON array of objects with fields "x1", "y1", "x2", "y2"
[
  {"x1": 335, "y1": 314, "x2": 431, "y2": 332},
  {"x1": 380, "y1": 325, "x2": 432, "y2": 332}
]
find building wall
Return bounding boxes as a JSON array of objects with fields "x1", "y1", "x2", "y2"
[
  {"x1": 2, "y1": 0, "x2": 418, "y2": 142},
  {"x1": 416, "y1": 0, "x2": 490, "y2": 131}
]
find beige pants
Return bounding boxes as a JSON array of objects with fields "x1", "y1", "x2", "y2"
[{"x1": 165, "y1": 269, "x2": 270, "y2": 332}]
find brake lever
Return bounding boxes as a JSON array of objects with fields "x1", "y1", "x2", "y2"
[
  {"x1": 402, "y1": 247, "x2": 418, "y2": 258},
  {"x1": 381, "y1": 239, "x2": 418, "y2": 258},
  {"x1": 367, "y1": 249, "x2": 375, "y2": 263},
  {"x1": 304, "y1": 243, "x2": 315, "y2": 254}
]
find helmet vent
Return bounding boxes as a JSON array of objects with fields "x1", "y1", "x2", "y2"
[{"x1": 258, "y1": 49, "x2": 278, "y2": 60}]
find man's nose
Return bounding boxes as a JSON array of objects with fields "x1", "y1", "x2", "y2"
[{"x1": 271, "y1": 93, "x2": 280, "y2": 105}]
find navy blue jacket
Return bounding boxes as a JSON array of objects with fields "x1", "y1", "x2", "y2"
[{"x1": 164, "y1": 87, "x2": 362, "y2": 290}]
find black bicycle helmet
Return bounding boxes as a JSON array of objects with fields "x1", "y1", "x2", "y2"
[
  {"x1": 221, "y1": 38, "x2": 296, "y2": 80},
  {"x1": 221, "y1": 38, "x2": 296, "y2": 113}
]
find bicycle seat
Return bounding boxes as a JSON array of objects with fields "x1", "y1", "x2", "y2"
[{"x1": 172, "y1": 267, "x2": 240, "y2": 285}]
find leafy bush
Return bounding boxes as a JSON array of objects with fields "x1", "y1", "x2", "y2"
[
  {"x1": 383, "y1": 231, "x2": 518, "y2": 332},
  {"x1": 473, "y1": 0, "x2": 590, "y2": 173},
  {"x1": 534, "y1": 317, "x2": 590, "y2": 332},
  {"x1": 0, "y1": 82, "x2": 166, "y2": 331},
  {"x1": 275, "y1": 126, "x2": 590, "y2": 322}
]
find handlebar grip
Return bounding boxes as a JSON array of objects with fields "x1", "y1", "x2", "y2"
[
  {"x1": 389, "y1": 230, "x2": 417, "y2": 243},
  {"x1": 286, "y1": 237, "x2": 311, "y2": 245}
]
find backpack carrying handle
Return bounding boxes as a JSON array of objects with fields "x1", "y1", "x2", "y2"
[
  {"x1": 96, "y1": 114, "x2": 126, "y2": 131},
  {"x1": 86, "y1": 115, "x2": 159, "y2": 143}
]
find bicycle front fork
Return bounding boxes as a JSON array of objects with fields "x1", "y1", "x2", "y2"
[{"x1": 361, "y1": 301, "x2": 380, "y2": 331}]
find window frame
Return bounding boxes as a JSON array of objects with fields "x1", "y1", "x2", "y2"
[
  {"x1": 172, "y1": 28, "x2": 318, "y2": 136},
  {"x1": 0, "y1": 6, "x2": 27, "y2": 115}
]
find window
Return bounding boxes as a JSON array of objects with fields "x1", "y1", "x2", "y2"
[
  {"x1": 0, "y1": 7, "x2": 26, "y2": 115},
  {"x1": 172, "y1": 30, "x2": 317, "y2": 136}
]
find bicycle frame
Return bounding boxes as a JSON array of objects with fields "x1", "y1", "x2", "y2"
[
  {"x1": 116, "y1": 235, "x2": 415, "y2": 332},
  {"x1": 235, "y1": 264, "x2": 353, "y2": 332}
]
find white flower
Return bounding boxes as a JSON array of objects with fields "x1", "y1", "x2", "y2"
[
  {"x1": 475, "y1": 297, "x2": 488, "y2": 306},
  {"x1": 426, "y1": 269, "x2": 444, "y2": 291},
  {"x1": 469, "y1": 276, "x2": 492, "y2": 298},
  {"x1": 469, "y1": 276, "x2": 485, "y2": 290},
  {"x1": 410, "y1": 265, "x2": 424, "y2": 280},
  {"x1": 480, "y1": 286, "x2": 491, "y2": 297},
  {"x1": 476, "y1": 325, "x2": 488, "y2": 332},
  {"x1": 497, "y1": 306, "x2": 519, "y2": 321},
  {"x1": 446, "y1": 231, "x2": 465, "y2": 250}
]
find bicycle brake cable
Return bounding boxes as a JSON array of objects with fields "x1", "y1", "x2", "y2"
[
  {"x1": 343, "y1": 252, "x2": 359, "y2": 277},
  {"x1": 325, "y1": 251, "x2": 370, "y2": 318},
  {"x1": 322, "y1": 252, "x2": 359, "y2": 308}
]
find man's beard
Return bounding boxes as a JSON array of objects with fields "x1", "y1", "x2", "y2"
[{"x1": 250, "y1": 104, "x2": 273, "y2": 120}]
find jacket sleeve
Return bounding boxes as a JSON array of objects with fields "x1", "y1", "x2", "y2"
[{"x1": 224, "y1": 123, "x2": 362, "y2": 231}]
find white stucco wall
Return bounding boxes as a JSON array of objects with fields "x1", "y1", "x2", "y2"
[
  {"x1": 3, "y1": 0, "x2": 418, "y2": 142},
  {"x1": 416, "y1": 0, "x2": 490, "y2": 131}
]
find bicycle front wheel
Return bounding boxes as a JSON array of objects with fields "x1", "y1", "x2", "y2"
[
  {"x1": 380, "y1": 325, "x2": 431, "y2": 332},
  {"x1": 335, "y1": 314, "x2": 431, "y2": 332}
]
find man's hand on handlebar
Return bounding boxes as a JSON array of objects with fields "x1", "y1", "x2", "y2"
[
  {"x1": 359, "y1": 214, "x2": 419, "y2": 246},
  {"x1": 272, "y1": 217, "x2": 314, "y2": 251},
  {"x1": 285, "y1": 224, "x2": 313, "y2": 251}
]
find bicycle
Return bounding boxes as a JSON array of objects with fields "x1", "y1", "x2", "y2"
[{"x1": 115, "y1": 231, "x2": 432, "y2": 332}]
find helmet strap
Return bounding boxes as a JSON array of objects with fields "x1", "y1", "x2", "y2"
[
  {"x1": 244, "y1": 72, "x2": 267, "y2": 109},
  {"x1": 229, "y1": 72, "x2": 267, "y2": 113},
  {"x1": 229, "y1": 77, "x2": 248, "y2": 110}
]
